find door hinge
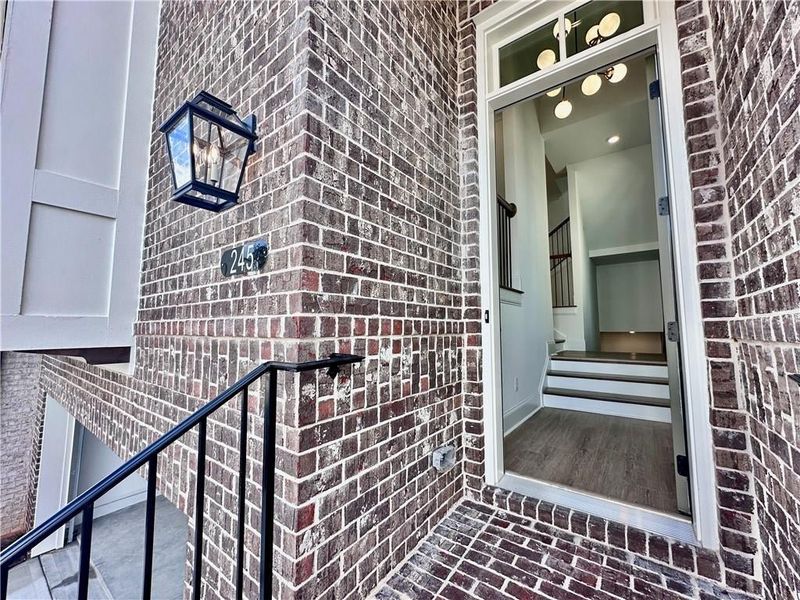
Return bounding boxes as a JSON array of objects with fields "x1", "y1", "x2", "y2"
[
  {"x1": 676, "y1": 454, "x2": 690, "y2": 477},
  {"x1": 658, "y1": 196, "x2": 670, "y2": 216},
  {"x1": 649, "y1": 79, "x2": 661, "y2": 99},
  {"x1": 667, "y1": 321, "x2": 680, "y2": 342},
  {"x1": 484, "y1": 309, "x2": 490, "y2": 324}
]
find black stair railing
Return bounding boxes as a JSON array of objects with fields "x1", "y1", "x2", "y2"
[
  {"x1": 0, "y1": 353, "x2": 363, "y2": 600},
  {"x1": 497, "y1": 194, "x2": 517, "y2": 290},
  {"x1": 549, "y1": 217, "x2": 574, "y2": 307}
]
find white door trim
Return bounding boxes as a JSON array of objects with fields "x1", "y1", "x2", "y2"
[
  {"x1": 475, "y1": 0, "x2": 719, "y2": 549},
  {"x1": 31, "y1": 395, "x2": 75, "y2": 556}
]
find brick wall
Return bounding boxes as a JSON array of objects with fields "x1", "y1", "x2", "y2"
[
  {"x1": 31, "y1": 1, "x2": 799, "y2": 599},
  {"x1": 449, "y1": 0, "x2": 795, "y2": 598},
  {"x1": 705, "y1": 1, "x2": 800, "y2": 598},
  {"x1": 0, "y1": 352, "x2": 43, "y2": 547},
  {"x1": 38, "y1": 0, "x2": 465, "y2": 598},
  {"x1": 283, "y1": 1, "x2": 464, "y2": 597}
]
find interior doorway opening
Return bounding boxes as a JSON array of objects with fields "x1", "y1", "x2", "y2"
[{"x1": 495, "y1": 49, "x2": 691, "y2": 516}]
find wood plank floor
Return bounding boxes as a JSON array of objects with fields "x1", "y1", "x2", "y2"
[{"x1": 504, "y1": 408, "x2": 678, "y2": 514}]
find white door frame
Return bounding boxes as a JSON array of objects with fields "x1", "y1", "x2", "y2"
[
  {"x1": 475, "y1": 0, "x2": 718, "y2": 549},
  {"x1": 31, "y1": 395, "x2": 76, "y2": 556}
]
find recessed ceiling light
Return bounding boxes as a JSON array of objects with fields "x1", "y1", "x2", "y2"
[
  {"x1": 546, "y1": 87, "x2": 562, "y2": 97},
  {"x1": 607, "y1": 135, "x2": 620, "y2": 144}
]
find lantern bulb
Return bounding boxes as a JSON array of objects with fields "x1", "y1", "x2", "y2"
[
  {"x1": 193, "y1": 141, "x2": 206, "y2": 165},
  {"x1": 546, "y1": 87, "x2": 562, "y2": 98},
  {"x1": 608, "y1": 63, "x2": 628, "y2": 83},
  {"x1": 537, "y1": 49, "x2": 557, "y2": 70},
  {"x1": 598, "y1": 12, "x2": 621, "y2": 37},
  {"x1": 581, "y1": 74, "x2": 603, "y2": 96},
  {"x1": 554, "y1": 99, "x2": 572, "y2": 119},
  {"x1": 208, "y1": 144, "x2": 221, "y2": 164}
]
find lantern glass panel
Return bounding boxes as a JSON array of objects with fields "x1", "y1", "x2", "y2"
[
  {"x1": 191, "y1": 114, "x2": 249, "y2": 193},
  {"x1": 166, "y1": 113, "x2": 191, "y2": 189}
]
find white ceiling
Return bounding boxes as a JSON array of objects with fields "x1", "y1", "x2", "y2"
[
  {"x1": 543, "y1": 99, "x2": 651, "y2": 173},
  {"x1": 535, "y1": 55, "x2": 653, "y2": 173}
]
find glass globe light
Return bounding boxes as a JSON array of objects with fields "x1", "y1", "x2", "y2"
[
  {"x1": 537, "y1": 49, "x2": 557, "y2": 69},
  {"x1": 554, "y1": 99, "x2": 573, "y2": 119},
  {"x1": 598, "y1": 12, "x2": 621, "y2": 37},
  {"x1": 581, "y1": 74, "x2": 603, "y2": 96},
  {"x1": 608, "y1": 63, "x2": 628, "y2": 83},
  {"x1": 585, "y1": 25, "x2": 600, "y2": 45},
  {"x1": 552, "y1": 18, "x2": 572, "y2": 39},
  {"x1": 546, "y1": 87, "x2": 562, "y2": 98}
]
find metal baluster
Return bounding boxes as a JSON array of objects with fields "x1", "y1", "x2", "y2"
[
  {"x1": 142, "y1": 456, "x2": 157, "y2": 600},
  {"x1": 1, "y1": 561, "x2": 8, "y2": 600},
  {"x1": 259, "y1": 372, "x2": 278, "y2": 600},
  {"x1": 192, "y1": 418, "x2": 207, "y2": 600},
  {"x1": 77, "y1": 503, "x2": 94, "y2": 600},
  {"x1": 235, "y1": 386, "x2": 249, "y2": 600}
]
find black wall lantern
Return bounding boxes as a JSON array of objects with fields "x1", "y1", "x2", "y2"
[{"x1": 159, "y1": 91, "x2": 257, "y2": 212}]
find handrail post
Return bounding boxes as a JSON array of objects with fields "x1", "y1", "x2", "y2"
[
  {"x1": 235, "y1": 385, "x2": 249, "y2": 600},
  {"x1": 259, "y1": 370, "x2": 278, "y2": 600},
  {"x1": 142, "y1": 456, "x2": 157, "y2": 600},
  {"x1": 77, "y1": 503, "x2": 94, "y2": 600},
  {"x1": 192, "y1": 418, "x2": 207, "y2": 600}
]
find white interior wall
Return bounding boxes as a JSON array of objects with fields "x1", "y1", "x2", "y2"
[
  {"x1": 573, "y1": 145, "x2": 658, "y2": 253},
  {"x1": 596, "y1": 259, "x2": 664, "y2": 331},
  {"x1": 547, "y1": 190, "x2": 569, "y2": 230},
  {"x1": 75, "y1": 426, "x2": 147, "y2": 519},
  {"x1": 499, "y1": 101, "x2": 553, "y2": 433}
]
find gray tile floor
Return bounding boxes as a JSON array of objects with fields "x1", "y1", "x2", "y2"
[{"x1": 8, "y1": 496, "x2": 188, "y2": 600}]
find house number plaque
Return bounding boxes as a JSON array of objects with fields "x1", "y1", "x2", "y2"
[{"x1": 220, "y1": 240, "x2": 269, "y2": 277}]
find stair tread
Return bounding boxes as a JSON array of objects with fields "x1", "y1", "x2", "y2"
[
  {"x1": 543, "y1": 387, "x2": 671, "y2": 407},
  {"x1": 547, "y1": 370, "x2": 669, "y2": 385}
]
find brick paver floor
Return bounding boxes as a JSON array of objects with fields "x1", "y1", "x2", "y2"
[{"x1": 373, "y1": 500, "x2": 753, "y2": 600}]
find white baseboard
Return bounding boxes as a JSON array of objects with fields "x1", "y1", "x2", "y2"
[
  {"x1": 503, "y1": 401, "x2": 541, "y2": 436},
  {"x1": 542, "y1": 393, "x2": 671, "y2": 423}
]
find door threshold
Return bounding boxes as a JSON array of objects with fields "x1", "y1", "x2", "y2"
[{"x1": 497, "y1": 472, "x2": 697, "y2": 545}]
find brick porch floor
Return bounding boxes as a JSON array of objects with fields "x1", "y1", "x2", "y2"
[{"x1": 373, "y1": 500, "x2": 753, "y2": 600}]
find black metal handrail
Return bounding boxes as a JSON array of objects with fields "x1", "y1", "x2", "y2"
[
  {"x1": 0, "y1": 353, "x2": 363, "y2": 600},
  {"x1": 497, "y1": 195, "x2": 517, "y2": 290},
  {"x1": 549, "y1": 217, "x2": 574, "y2": 307}
]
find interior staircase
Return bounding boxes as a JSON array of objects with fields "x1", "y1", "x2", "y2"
[{"x1": 543, "y1": 352, "x2": 670, "y2": 422}]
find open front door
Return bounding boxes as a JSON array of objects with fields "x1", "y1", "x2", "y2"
[{"x1": 647, "y1": 54, "x2": 692, "y2": 515}]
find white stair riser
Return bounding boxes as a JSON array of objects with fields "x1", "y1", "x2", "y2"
[
  {"x1": 542, "y1": 394, "x2": 671, "y2": 423},
  {"x1": 549, "y1": 359, "x2": 668, "y2": 379},
  {"x1": 546, "y1": 375, "x2": 670, "y2": 399}
]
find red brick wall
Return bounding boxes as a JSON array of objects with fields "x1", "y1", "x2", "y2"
[
  {"x1": 32, "y1": 1, "x2": 798, "y2": 599},
  {"x1": 704, "y1": 1, "x2": 800, "y2": 598},
  {"x1": 38, "y1": 0, "x2": 465, "y2": 598},
  {"x1": 0, "y1": 352, "x2": 43, "y2": 547}
]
